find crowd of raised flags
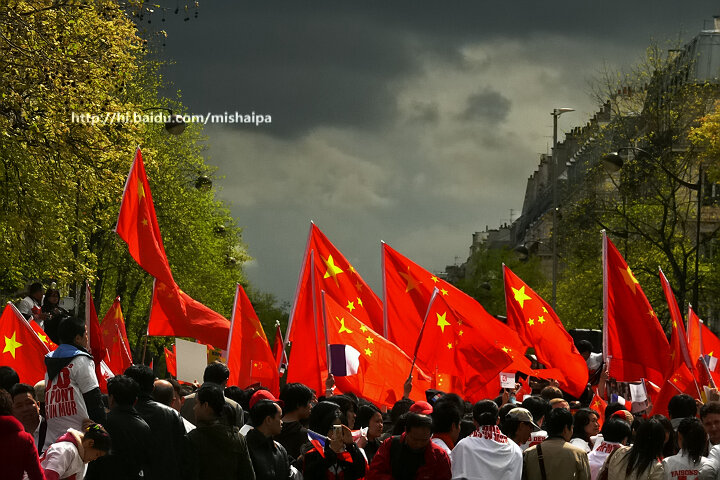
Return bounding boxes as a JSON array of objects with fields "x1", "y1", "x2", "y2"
[{"x1": 3, "y1": 147, "x2": 720, "y2": 412}]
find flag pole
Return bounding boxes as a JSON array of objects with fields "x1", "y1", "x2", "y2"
[
  {"x1": 226, "y1": 284, "x2": 241, "y2": 359},
  {"x1": 697, "y1": 313, "x2": 718, "y2": 390},
  {"x1": 408, "y1": 287, "x2": 440, "y2": 380},
  {"x1": 381, "y1": 241, "x2": 388, "y2": 338},
  {"x1": 601, "y1": 230, "x2": 611, "y2": 377},
  {"x1": 321, "y1": 291, "x2": 332, "y2": 376}
]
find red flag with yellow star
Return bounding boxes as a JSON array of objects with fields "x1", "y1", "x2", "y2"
[
  {"x1": 503, "y1": 265, "x2": 588, "y2": 397},
  {"x1": 286, "y1": 223, "x2": 384, "y2": 394},
  {"x1": 86, "y1": 282, "x2": 109, "y2": 392},
  {"x1": 101, "y1": 297, "x2": 133, "y2": 375},
  {"x1": 650, "y1": 364, "x2": 697, "y2": 417},
  {"x1": 29, "y1": 320, "x2": 57, "y2": 351},
  {"x1": 589, "y1": 389, "x2": 607, "y2": 428},
  {"x1": 688, "y1": 307, "x2": 720, "y2": 388},
  {"x1": 323, "y1": 293, "x2": 429, "y2": 407},
  {"x1": 0, "y1": 302, "x2": 50, "y2": 385},
  {"x1": 660, "y1": 268, "x2": 694, "y2": 375},
  {"x1": 603, "y1": 233, "x2": 671, "y2": 385},
  {"x1": 226, "y1": 284, "x2": 279, "y2": 395},
  {"x1": 165, "y1": 345, "x2": 177, "y2": 377}
]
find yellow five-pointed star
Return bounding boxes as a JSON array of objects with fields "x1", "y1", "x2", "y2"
[
  {"x1": 527, "y1": 318, "x2": 535, "y2": 326},
  {"x1": 323, "y1": 255, "x2": 344, "y2": 285},
  {"x1": 357, "y1": 297, "x2": 363, "y2": 307},
  {"x1": 349, "y1": 265, "x2": 356, "y2": 274},
  {"x1": 366, "y1": 336, "x2": 374, "y2": 344},
  {"x1": 458, "y1": 330, "x2": 464, "y2": 336},
  {"x1": 649, "y1": 310, "x2": 657, "y2": 319},
  {"x1": 431, "y1": 276, "x2": 439, "y2": 283},
  {"x1": 441, "y1": 288, "x2": 448, "y2": 296},
  {"x1": 502, "y1": 346, "x2": 510, "y2": 353},
  {"x1": 620, "y1": 266, "x2": 639, "y2": 294},
  {"x1": 141, "y1": 218, "x2": 148, "y2": 226},
  {"x1": 338, "y1": 318, "x2": 353, "y2": 334},
  {"x1": 436, "y1": 312, "x2": 450, "y2": 333},
  {"x1": 542, "y1": 307, "x2": 548, "y2": 313},
  {"x1": 538, "y1": 315, "x2": 546, "y2": 324},
  {"x1": 37, "y1": 332, "x2": 48, "y2": 344},
  {"x1": 3, "y1": 332, "x2": 22, "y2": 359},
  {"x1": 138, "y1": 183, "x2": 145, "y2": 200},
  {"x1": 355, "y1": 282, "x2": 363, "y2": 292},
  {"x1": 512, "y1": 286, "x2": 532, "y2": 309},
  {"x1": 673, "y1": 320, "x2": 677, "y2": 328},
  {"x1": 364, "y1": 348, "x2": 372, "y2": 356},
  {"x1": 346, "y1": 301, "x2": 355, "y2": 312},
  {"x1": 359, "y1": 325, "x2": 368, "y2": 333},
  {"x1": 447, "y1": 343, "x2": 453, "y2": 349},
  {"x1": 399, "y1": 268, "x2": 420, "y2": 293}
]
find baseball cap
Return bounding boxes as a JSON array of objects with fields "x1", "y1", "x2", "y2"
[
  {"x1": 249, "y1": 389, "x2": 284, "y2": 410},
  {"x1": 409, "y1": 400, "x2": 433, "y2": 415},
  {"x1": 506, "y1": 407, "x2": 541, "y2": 431}
]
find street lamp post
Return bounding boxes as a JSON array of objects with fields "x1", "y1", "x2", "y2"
[
  {"x1": 602, "y1": 147, "x2": 703, "y2": 307},
  {"x1": 551, "y1": 108, "x2": 574, "y2": 309}
]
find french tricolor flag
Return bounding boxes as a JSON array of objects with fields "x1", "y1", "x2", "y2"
[
  {"x1": 329, "y1": 344, "x2": 361, "y2": 377},
  {"x1": 610, "y1": 393, "x2": 632, "y2": 411},
  {"x1": 705, "y1": 355, "x2": 718, "y2": 372}
]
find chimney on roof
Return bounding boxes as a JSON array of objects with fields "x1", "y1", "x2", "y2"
[{"x1": 714, "y1": 16, "x2": 720, "y2": 32}]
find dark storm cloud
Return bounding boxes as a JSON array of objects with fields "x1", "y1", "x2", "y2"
[{"x1": 459, "y1": 90, "x2": 512, "y2": 122}]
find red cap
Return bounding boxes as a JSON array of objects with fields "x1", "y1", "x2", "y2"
[
  {"x1": 249, "y1": 390, "x2": 283, "y2": 410},
  {"x1": 409, "y1": 400, "x2": 433, "y2": 415}
]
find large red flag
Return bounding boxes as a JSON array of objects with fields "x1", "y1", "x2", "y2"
[
  {"x1": 660, "y1": 268, "x2": 694, "y2": 374},
  {"x1": 286, "y1": 223, "x2": 383, "y2": 394},
  {"x1": 323, "y1": 293, "x2": 430, "y2": 407},
  {"x1": 688, "y1": 306, "x2": 703, "y2": 367},
  {"x1": 100, "y1": 297, "x2": 133, "y2": 375},
  {"x1": 650, "y1": 365, "x2": 697, "y2": 417},
  {"x1": 0, "y1": 303, "x2": 50, "y2": 385},
  {"x1": 589, "y1": 389, "x2": 607, "y2": 428},
  {"x1": 29, "y1": 320, "x2": 57, "y2": 351},
  {"x1": 603, "y1": 233, "x2": 671, "y2": 385},
  {"x1": 688, "y1": 307, "x2": 720, "y2": 388},
  {"x1": 165, "y1": 345, "x2": 177, "y2": 377},
  {"x1": 115, "y1": 149, "x2": 230, "y2": 348},
  {"x1": 85, "y1": 283, "x2": 109, "y2": 392},
  {"x1": 503, "y1": 265, "x2": 588, "y2": 397},
  {"x1": 226, "y1": 285, "x2": 279, "y2": 395}
]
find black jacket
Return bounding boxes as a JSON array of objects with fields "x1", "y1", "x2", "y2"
[
  {"x1": 274, "y1": 420, "x2": 308, "y2": 461},
  {"x1": 246, "y1": 428, "x2": 292, "y2": 480},
  {"x1": 185, "y1": 420, "x2": 256, "y2": 480},
  {"x1": 134, "y1": 394, "x2": 186, "y2": 480},
  {"x1": 85, "y1": 405, "x2": 152, "y2": 480}
]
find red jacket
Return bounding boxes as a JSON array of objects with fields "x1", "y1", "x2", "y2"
[
  {"x1": 367, "y1": 433, "x2": 451, "y2": 480},
  {"x1": 0, "y1": 415, "x2": 45, "y2": 480}
]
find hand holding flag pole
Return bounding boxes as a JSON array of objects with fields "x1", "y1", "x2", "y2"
[{"x1": 408, "y1": 287, "x2": 440, "y2": 381}]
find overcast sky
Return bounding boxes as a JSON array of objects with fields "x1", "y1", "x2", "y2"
[{"x1": 151, "y1": 2, "x2": 719, "y2": 304}]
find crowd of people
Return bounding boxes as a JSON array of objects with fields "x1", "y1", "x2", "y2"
[{"x1": 6, "y1": 308, "x2": 720, "y2": 479}]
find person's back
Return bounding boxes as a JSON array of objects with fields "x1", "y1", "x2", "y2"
[
  {"x1": 663, "y1": 417, "x2": 707, "y2": 480},
  {"x1": 180, "y1": 362, "x2": 244, "y2": 427},
  {"x1": 587, "y1": 417, "x2": 630, "y2": 480},
  {"x1": 522, "y1": 408, "x2": 590, "y2": 480},
  {"x1": 0, "y1": 389, "x2": 44, "y2": 480},
  {"x1": 451, "y1": 400, "x2": 521, "y2": 480},
  {"x1": 600, "y1": 418, "x2": 666, "y2": 480},
  {"x1": 124, "y1": 365, "x2": 185, "y2": 480},
  {"x1": 85, "y1": 376, "x2": 152, "y2": 480},
  {"x1": 275, "y1": 382, "x2": 314, "y2": 460}
]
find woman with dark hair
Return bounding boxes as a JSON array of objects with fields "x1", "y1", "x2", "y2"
[
  {"x1": 355, "y1": 403, "x2": 383, "y2": 462},
  {"x1": 40, "y1": 420, "x2": 111, "y2": 480},
  {"x1": 662, "y1": 417, "x2": 707, "y2": 478},
  {"x1": 570, "y1": 408, "x2": 600, "y2": 453},
  {"x1": 600, "y1": 417, "x2": 666, "y2": 479},
  {"x1": 652, "y1": 414, "x2": 677, "y2": 458},
  {"x1": 41, "y1": 288, "x2": 64, "y2": 316},
  {"x1": 326, "y1": 394, "x2": 358, "y2": 430},
  {"x1": 301, "y1": 401, "x2": 366, "y2": 480}
]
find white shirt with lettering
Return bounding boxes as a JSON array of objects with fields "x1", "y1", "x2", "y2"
[
  {"x1": 520, "y1": 430, "x2": 547, "y2": 451},
  {"x1": 588, "y1": 440, "x2": 623, "y2": 480},
  {"x1": 43, "y1": 355, "x2": 98, "y2": 451},
  {"x1": 662, "y1": 451, "x2": 706, "y2": 480},
  {"x1": 451, "y1": 425, "x2": 522, "y2": 480}
]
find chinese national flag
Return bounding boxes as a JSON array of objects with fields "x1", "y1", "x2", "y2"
[
  {"x1": 589, "y1": 389, "x2": 607, "y2": 428},
  {"x1": 687, "y1": 306, "x2": 703, "y2": 369},
  {"x1": 660, "y1": 268, "x2": 693, "y2": 374},
  {"x1": 226, "y1": 285, "x2": 279, "y2": 395},
  {"x1": 383, "y1": 243, "x2": 531, "y2": 370},
  {"x1": 86, "y1": 283, "x2": 109, "y2": 392},
  {"x1": 688, "y1": 307, "x2": 720, "y2": 388},
  {"x1": 0, "y1": 302, "x2": 50, "y2": 385},
  {"x1": 323, "y1": 294, "x2": 430, "y2": 407},
  {"x1": 503, "y1": 265, "x2": 588, "y2": 397},
  {"x1": 101, "y1": 297, "x2": 133, "y2": 375},
  {"x1": 148, "y1": 280, "x2": 230, "y2": 348},
  {"x1": 419, "y1": 291, "x2": 513, "y2": 398},
  {"x1": 650, "y1": 364, "x2": 697, "y2": 417},
  {"x1": 165, "y1": 345, "x2": 177, "y2": 377},
  {"x1": 286, "y1": 223, "x2": 383, "y2": 394},
  {"x1": 29, "y1": 321, "x2": 57, "y2": 351},
  {"x1": 603, "y1": 233, "x2": 671, "y2": 385}
]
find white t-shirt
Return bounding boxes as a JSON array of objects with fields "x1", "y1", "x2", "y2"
[
  {"x1": 520, "y1": 430, "x2": 547, "y2": 451},
  {"x1": 432, "y1": 437, "x2": 451, "y2": 455},
  {"x1": 450, "y1": 425, "x2": 523, "y2": 480},
  {"x1": 43, "y1": 355, "x2": 98, "y2": 451},
  {"x1": 662, "y1": 451, "x2": 706, "y2": 480},
  {"x1": 588, "y1": 440, "x2": 622, "y2": 480},
  {"x1": 40, "y1": 429, "x2": 85, "y2": 480},
  {"x1": 570, "y1": 437, "x2": 591, "y2": 453}
]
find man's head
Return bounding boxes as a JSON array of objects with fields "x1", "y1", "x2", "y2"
[
  {"x1": 701, "y1": 401, "x2": 720, "y2": 445},
  {"x1": 545, "y1": 407, "x2": 574, "y2": 441},
  {"x1": 404, "y1": 412, "x2": 433, "y2": 451},
  {"x1": 29, "y1": 282, "x2": 44, "y2": 302},
  {"x1": 107, "y1": 375, "x2": 139, "y2": 408},
  {"x1": 308, "y1": 401, "x2": 342, "y2": 437},
  {"x1": 576, "y1": 340, "x2": 593, "y2": 360},
  {"x1": 9, "y1": 383, "x2": 40, "y2": 433},
  {"x1": 279, "y1": 382, "x2": 314, "y2": 419},
  {"x1": 472, "y1": 400, "x2": 499, "y2": 427},
  {"x1": 152, "y1": 379, "x2": 176, "y2": 407},
  {"x1": 601, "y1": 417, "x2": 632, "y2": 444},
  {"x1": 668, "y1": 394, "x2": 697, "y2": 420},
  {"x1": 540, "y1": 386, "x2": 564, "y2": 402},
  {"x1": 431, "y1": 400, "x2": 462, "y2": 443},
  {"x1": 203, "y1": 362, "x2": 230, "y2": 387},
  {"x1": 521, "y1": 396, "x2": 551, "y2": 427},
  {"x1": 250, "y1": 399, "x2": 283, "y2": 437},
  {"x1": 123, "y1": 365, "x2": 155, "y2": 395},
  {"x1": 0, "y1": 366, "x2": 19, "y2": 392},
  {"x1": 502, "y1": 407, "x2": 539, "y2": 445},
  {"x1": 550, "y1": 398, "x2": 570, "y2": 410},
  {"x1": 57, "y1": 315, "x2": 87, "y2": 348},
  {"x1": 194, "y1": 384, "x2": 225, "y2": 423}
]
